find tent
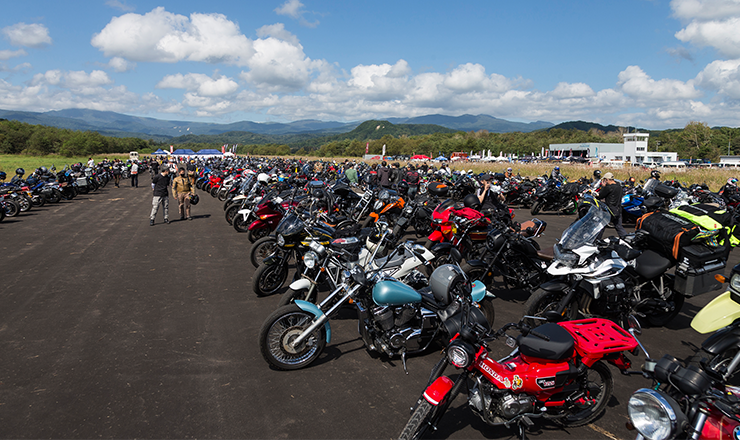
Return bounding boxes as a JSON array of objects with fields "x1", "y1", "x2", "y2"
[
  {"x1": 153, "y1": 149, "x2": 168, "y2": 155},
  {"x1": 434, "y1": 155, "x2": 448, "y2": 161},
  {"x1": 410, "y1": 154, "x2": 430, "y2": 160},
  {"x1": 172, "y1": 148, "x2": 195, "y2": 156},
  {"x1": 196, "y1": 149, "x2": 223, "y2": 156}
]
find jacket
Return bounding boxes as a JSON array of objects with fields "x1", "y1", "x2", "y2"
[{"x1": 173, "y1": 174, "x2": 194, "y2": 196}]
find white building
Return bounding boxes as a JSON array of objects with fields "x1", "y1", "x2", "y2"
[{"x1": 549, "y1": 133, "x2": 677, "y2": 166}]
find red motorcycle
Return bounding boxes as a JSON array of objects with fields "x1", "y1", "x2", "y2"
[
  {"x1": 245, "y1": 195, "x2": 294, "y2": 242},
  {"x1": 426, "y1": 199, "x2": 492, "y2": 264},
  {"x1": 399, "y1": 313, "x2": 640, "y2": 439}
]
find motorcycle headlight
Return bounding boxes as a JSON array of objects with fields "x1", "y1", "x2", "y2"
[
  {"x1": 277, "y1": 234, "x2": 285, "y2": 247},
  {"x1": 730, "y1": 273, "x2": 740, "y2": 293},
  {"x1": 627, "y1": 389, "x2": 684, "y2": 440},
  {"x1": 447, "y1": 340, "x2": 475, "y2": 368},
  {"x1": 303, "y1": 250, "x2": 318, "y2": 269}
]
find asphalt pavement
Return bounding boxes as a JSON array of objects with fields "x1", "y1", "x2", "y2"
[{"x1": 1, "y1": 174, "x2": 737, "y2": 439}]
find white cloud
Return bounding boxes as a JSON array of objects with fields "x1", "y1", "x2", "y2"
[
  {"x1": 2, "y1": 23, "x2": 51, "y2": 48},
  {"x1": 106, "y1": 0, "x2": 135, "y2": 12},
  {"x1": 695, "y1": 59, "x2": 740, "y2": 98},
  {"x1": 157, "y1": 73, "x2": 239, "y2": 97},
  {"x1": 240, "y1": 37, "x2": 326, "y2": 92},
  {"x1": 108, "y1": 57, "x2": 136, "y2": 72},
  {"x1": 617, "y1": 65, "x2": 702, "y2": 100},
  {"x1": 275, "y1": 0, "x2": 304, "y2": 19},
  {"x1": 672, "y1": 0, "x2": 740, "y2": 58},
  {"x1": 0, "y1": 49, "x2": 27, "y2": 60},
  {"x1": 91, "y1": 7, "x2": 254, "y2": 64},
  {"x1": 549, "y1": 82, "x2": 596, "y2": 99}
]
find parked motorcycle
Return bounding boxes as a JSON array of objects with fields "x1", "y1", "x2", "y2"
[
  {"x1": 398, "y1": 309, "x2": 642, "y2": 439},
  {"x1": 530, "y1": 178, "x2": 579, "y2": 215},
  {"x1": 258, "y1": 246, "x2": 494, "y2": 371}
]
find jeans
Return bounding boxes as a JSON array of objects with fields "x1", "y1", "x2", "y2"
[
  {"x1": 151, "y1": 195, "x2": 169, "y2": 221},
  {"x1": 131, "y1": 173, "x2": 138, "y2": 187}
]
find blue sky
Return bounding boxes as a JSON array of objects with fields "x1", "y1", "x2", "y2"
[{"x1": 1, "y1": 0, "x2": 739, "y2": 129}]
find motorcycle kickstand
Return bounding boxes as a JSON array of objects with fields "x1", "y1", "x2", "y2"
[
  {"x1": 518, "y1": 416, "x2": 533, "y2": 440},
  {"x1": 402, "y1": 350, "x2": 409, "y2": 375}
]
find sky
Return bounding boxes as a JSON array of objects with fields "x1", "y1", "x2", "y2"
[{"x1": 1, "y1": 0, "x2": 740, "y2": 129}]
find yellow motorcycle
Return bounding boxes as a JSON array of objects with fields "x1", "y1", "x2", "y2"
[{"x1": 691, "y1": 262, "x2": 740, "y2": 382}]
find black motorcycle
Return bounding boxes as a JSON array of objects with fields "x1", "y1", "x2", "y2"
[{"x1": 530, "y1": 178, "x2": 578, "y2": 215}]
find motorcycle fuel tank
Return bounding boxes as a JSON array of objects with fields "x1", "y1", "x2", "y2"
[{"x1": 372, "y1": 280, "x2": 422, "y2": 306}]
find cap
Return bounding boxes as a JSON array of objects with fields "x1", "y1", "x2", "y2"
[
  {"x1": 480, "y1": 173, "x2": 493, "y2": 181},
  {"x1": 603, "y1": 172, "x2": 614, "y2": 180}
]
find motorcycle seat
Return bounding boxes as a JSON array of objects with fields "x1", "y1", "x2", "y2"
[
  {"x1": 634, "y1": 250, "x2": 672, "y2": 280},
  {"x1": 536, "y1": 246, "x2": 554, "y2": 262},
  {"x1": 518, "y1": 323, "x2": 575, "y2": 362},
  {"x1": 374, "y1": 253, "x2": 406, "y2": 269}
]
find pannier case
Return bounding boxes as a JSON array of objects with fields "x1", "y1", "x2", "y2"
[{"x1": 674, "y1": 244, "x2": 726, "y2": 296}]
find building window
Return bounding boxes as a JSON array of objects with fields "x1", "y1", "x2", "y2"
[{"x1": 615, "y1": 156, "x2": 622, "y2": 161}]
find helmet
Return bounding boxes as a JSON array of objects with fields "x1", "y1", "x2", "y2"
[
  {"x1": 728, "y1": 178, "x2": 738, "y2": 187},
  {"x1": 189, "y1": 194, "x2": 200, "y2": 205},
  {"x1": 468, "y1": 169, "x2": 474, "y2": 174},
  {"x1": 507, "y1": 167, "x2": 512, "y2": 172},
  {"x1": 651, "y1": 170, "x2": 661, "y2": 179},
  {"x1": 39, "y1": 166, "x2": 48, "y2": 174},
  {"x1": 463, "y1": 193, "x2": 481, "y2": 210},
  {"x1": 257, "y1": 173, "x2": 269, "y2": 184},
  {"x1": 397, "y1": 180, "x2": 409, "y2": 194},
  {"x1": 554, "y1": 166, "x2": 560, "y2": 171},
  {"x1": 593, "y1": 170, "x2": 601, "y2": 179},
  {"x1": 0, "y1": 171, "x2": 6, "y2": 180},
  {"x1": 429, "y1": 264, "x2": 465, "y2": 306},
  {"x1": 15, "y1": 168, "x2": 24, "y2": 176}
]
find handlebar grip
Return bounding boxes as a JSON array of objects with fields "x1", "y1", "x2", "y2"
[{"x1": 530, "y1": 329, "x2": 550, "y2": 341}]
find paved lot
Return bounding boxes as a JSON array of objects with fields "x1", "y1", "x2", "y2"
[{"x1": 1, "y1": 175, "x2": 737, "y2": 439}]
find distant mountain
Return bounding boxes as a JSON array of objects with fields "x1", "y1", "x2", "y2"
[
  {"x1": 387, "y1": 114, "x2": 553, "y2": 133},
  {"x1": 547, "y1": 120, "x2": 646, "y2": 133},
  {"x1": 0, "y1": 108, "x2": 554, "y2": 139}
]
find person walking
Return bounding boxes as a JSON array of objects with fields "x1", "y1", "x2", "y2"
[
  {"x1": 112, "y1": 159, "x2": 122, "y2": 187},
  {"x1": 378, "y1": 161, "x2": 391, "y2": 189},
  {"x1": 597, "y1": 172, "x2": 627, "y2": 238},
  {"x1": 130, "y1": 161, "x2": 139, "y2": 187},
  {"x1": 150, "y1": 167, "x2": 171, "y2": 226},
  {"x1": 173, "y1": 167, "x2": 195, "y2": 221}
]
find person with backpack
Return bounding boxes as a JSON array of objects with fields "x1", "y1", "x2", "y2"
[
  {"x1": 403, "y1": 164, "x2": 420, "y2": 200},
  {"x1": 597, "y1": 172, "x2": 627, "y2": 238}
]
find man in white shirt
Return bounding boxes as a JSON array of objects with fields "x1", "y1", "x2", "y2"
[{"x1": 130, "y1": 161, "x2": 139, "y2": 188}]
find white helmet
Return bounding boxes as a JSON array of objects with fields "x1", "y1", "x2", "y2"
[{"x1": 257, "y1": 173, "x2": 269, "y2": 184}]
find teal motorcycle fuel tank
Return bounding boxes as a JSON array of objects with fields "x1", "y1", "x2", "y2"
[{"x1": 372, "y1": 280, "x2": 422, "y2": 306}]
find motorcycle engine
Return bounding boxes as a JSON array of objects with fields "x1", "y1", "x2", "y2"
[
  {"x1": 589, "y1": 276, "x2": 633, "y2": 315},
  {"x1": 469, "y1": 379, "x2": 536, "y2": 422},
  {"x1": 369, "y1": 304, "x2": 435, "y2": 355},
  {"x1": 496, "y1": 393, "x2": 536, "y2": 419}
]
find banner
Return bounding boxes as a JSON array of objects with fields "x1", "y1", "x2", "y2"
[
  {"x1": 365, "y1": 142, "x2": 369, "y2": 154},
  {"x1": 382, "y1": 144, "x2": 386, "y2": 157},
  {"x1": 170, "y1": 145, "x2": 173, "y2": 153},
  {"x1": 222, "y1": 145, "x2": 226, "y2": 154}
]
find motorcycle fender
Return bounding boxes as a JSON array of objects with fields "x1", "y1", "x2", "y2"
[
  {"x1": 538, "y1": 280, "x2": 570, "y2": 293},
  {"x1": 263, "y1": 255, "x2": 279, "y2": 266},
  {"x1": 701, "y1": 324, "x2": 740, "y2": 355},
  {"x1": 237, "y1": 208, "x2": 251, "y2": 219},
  {"x1": 423, "y1": 376, "x2": 455, "y2": 406},
  {"x1": 431, "y1": 242, "x2": 454, "y2": 254},
  {"x1": 691, "y1": 291, "x2": 740, "y2": 334},
  {"x1": 293, "y1": 300, "x2": 331, "y2": 344},
  {"x1": 289, "y1": 278, "x2": 312, "y2": 291},
  {"x1": 247, "y1": 220, "x2": 266, "y2": 231}
]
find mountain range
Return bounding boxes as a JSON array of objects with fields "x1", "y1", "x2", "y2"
[{"x1": 0, "y1": 108, "x2": 554, "y2": 140}]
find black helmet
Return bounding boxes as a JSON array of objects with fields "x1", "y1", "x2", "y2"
[
  {"x1": 39, "y1": 166, "x2": 48, "y2": 174},
  {"x1": 593, "y1": 170, "x2": 601, "y2": 179},
  {"x1": 463, "y1": 193, "x2": 481, "y2": 210},
  {"x1": 189, "y1": 194, "x2": 200, "y2": 205},
  {"x1": 0, "y1": 171, "x2": 6, "y2": 180},
  {"x1": 651, "y1": 170, "x2": 661, "y2": 179},
  {"x1": 15, "y1": 168, "x2": 24, "y2": 176},
  {"x1": 397, "y1": 180, "x2": 409, "y2": 194}
]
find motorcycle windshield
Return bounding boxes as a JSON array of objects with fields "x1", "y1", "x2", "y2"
[
  {"x1": 559, "y1": 206, "x2": 610, "y2": 250},
  {"x1": 276, "y1": 213, "x2": 305, "y2": 236}
]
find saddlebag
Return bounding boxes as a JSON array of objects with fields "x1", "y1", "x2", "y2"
[
  {"x1": 674, "y1": 244, "x2": 726, "y2": 296},
  {"x1": 427, "y1": 181, "x2": 449, "y2": 197},
  {"x1": 635, "y1": 211, "x2": 700, "y2": 261}
]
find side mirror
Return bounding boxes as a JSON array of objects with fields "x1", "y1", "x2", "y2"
[
  {"x1": 543, "y1": 310, "x2": 563, "y2": 322},
  {"x1": 627, "y1": 315, "x2": 642, "y2": 336}
]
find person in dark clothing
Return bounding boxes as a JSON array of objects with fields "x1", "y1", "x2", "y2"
[
  {"x1": 404, "y1": 165, "x2": 420, "y2": 200},
  {"x1": 597, "y1": 172, "x2": 627, "y2": 238},
  {"x1": 378, "y1": 160, "x2": 391, "y2": 188},
  {"x1": 477, "y1": 174, "x2": 511, "y2": 226},
  {"x1": 150, "y1": 168, "x2": 171, "y2": 225},
  {"x1": 389, "y1": 163, "x2": 400, "y2": 187}
]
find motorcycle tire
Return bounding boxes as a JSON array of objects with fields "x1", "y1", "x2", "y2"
[
  {"x1": 3, "y1": 200, "x2": 20, "y2": 217},
  {"x1": 210, "y1": 186, "x2": 219, "y2": 198},
  {"x1": 253, "y1": 263, "x2": 289, "y2": 296},
  {"x1": 460, "y1": 262, "x2": 492, "y2": 287},
  {"x1": 277, "y1": 288, "x2": 318, "y2": 308},
  {"x1": 250, "y1": 236, "x2": 280, "y2": 268},
  {"x1": 398, "y1": 377, "x2": 460, "y2": 440},
  {"x1": 203, "y1": 183, "x2": 211, "y2": 193},
  {"x1": 224, "y1": 205, "x2": 240, "y2": 225},
  {"x1": 196, "y1": 180, "x2": 203, "y2": 190},
  {"x1": 530, "y1": 200, "x2": 543, "y2": 215},
  {"x1": 78, "y1": 186, "x2": 89, "y2": 195},
  {"x1": 0, "y1": 206, "x2": 5, "y2": 222},
  {"x1": 217, "y1": 190, "x2": 228, "y2": 202},
  {"x1": 17, "y1": 196, "x2": 31, "y2": 212},
  {"x1": 646, "y1": 290, "x2": 685, "y2": 327},
  {"x1": 248, "y1": 227, "x2": 270, "y2": 243},
  {"x1": 554, "y1": 361, "x2": 613, "y2": 427},
  {"x1": 233, "y1": 214, "x2": 251, "y2": 233},
  {"x1": 258, "y1": 303, "x2": 327, "y2": 370},
  {"x1": 47, "y1": 189, "x2": 62, "y2": 204},
  {"x1": 478, "y1": 297, "x2": 496, "y2": 327},
  {"x1": 522, "y1": 288, "x2": 578, "y2": 328}
]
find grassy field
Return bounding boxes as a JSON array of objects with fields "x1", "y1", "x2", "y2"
[{"x1": 2, "y1": 153, "x2": 737, "y2": 191}]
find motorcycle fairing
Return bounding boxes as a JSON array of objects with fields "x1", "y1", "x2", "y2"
[
  {"x1": 700, "y1": 323, "x2": 740, "y2": 355},
  {"x1": 692, "y1": 291, "x2": 740, "y2": 334},
  {"x1": 293, "y1": 300, "x2": 332, "y2": 343},
  {"x1": 423, "y1": 376, "x2": 455, "y2": 406}
]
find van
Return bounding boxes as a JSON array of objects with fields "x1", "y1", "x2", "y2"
[
  {"x1": 129, "y1": 151, "x2": 139, "y2": 162},
  {"x1": 659, "y1": 161, "x2": 687, "y2": 171}
]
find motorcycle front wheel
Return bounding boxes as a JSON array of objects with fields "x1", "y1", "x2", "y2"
[
  {"x1": 522, "y1": 288, "x2": 578, "y2": 328},
  {"x1": 233, "y1": 214, "x2": 251, "y2": 233},
  {"x1": 250, "y1": 236, "x2": 280, "y2": 268},
  {"x1": 224, "y1": 205, "x2": 239, "y2": 225},
  {"x1": 247, "y1": 227, "x2": 270, "y2": 243},
  {"x1": 253, "y1": 262, "x2": 289, "y2": 296},
  {"x1": 530, "y1": 200, "x2": 543, "y2": 215},
  {"x1": 554, "y1": 361, "x2": 613, "y2": 427},
  {"x1": 259, "y1": 304, "x2": 326, "y2": 370},
  {"x1": 3, "y1": 200, "x2": 20, "y2": 217}
]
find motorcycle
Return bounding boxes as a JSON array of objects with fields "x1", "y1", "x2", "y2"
[
  {"x1": 522, "y1": 205, "x2": 688, "y2": 328},
  {"x1": 426, "y1": 199, "x2": 492, "y2": 264},
  {"x1": 398, "y1": 309, "x2": 643, "y2": 439},
  {"x1": 258, "y1": 245, "x2": 494, "y2": 371},
  {"x1": 530, "y1": 178, "x2": 579, "y2": 215},
  {"x1": 461, "y1": 218, "x2": 552, "y2": 292}
]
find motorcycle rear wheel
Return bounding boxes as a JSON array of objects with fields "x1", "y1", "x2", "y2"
[
  {"x1": 253, "y1": 262, "x2": 289, "y2": 296},
  {"x1": 554, "y1": 361, "x2": 613, "y2": 427},
  {"x1": 259, "y1": 304, "x2": 326, "y2": 370},
  {"x1": 3, "y1": 200, "x2": 20, "y2": 217},
  {"x1": 250, "y1": 236, "x2": 280, "y2": 268},
  {"x1": 530, "y1": 200, "x2": 543, "y2": 215},
  {"x1": 522, "y1": 288, "x2": 578, "y2": 328}
]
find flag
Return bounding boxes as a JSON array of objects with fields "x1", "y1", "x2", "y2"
[
  {"x1": 222, "y1": 145, "x2": 226, "y2": 154},
  {"x1": 382, "y1": 144, "x2": 386, "y2": 158},
  {"x1": 365, "y1": 142, "x2": 369, "y2": 154},
  {"x1": 170, "y1": 145, "x2": 173, "y2": 153}
]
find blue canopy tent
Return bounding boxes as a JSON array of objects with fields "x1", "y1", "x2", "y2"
[
  {"x1": 434, "y1": 155, "x2": 448, "y2": 161},
  {"x1": 172, "y1": 148, "x2": 196, "y2": 156},
  {"x1": 152, "y1": 149, "x2": 168, "y2": 155},
  {"x1": 196, "y1": 149, "x2": 223, "y2": 156}
]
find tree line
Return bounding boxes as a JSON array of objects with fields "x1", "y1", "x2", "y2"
[{"x1": 2, "y1": 117, "x2": 738, "y2": 162}]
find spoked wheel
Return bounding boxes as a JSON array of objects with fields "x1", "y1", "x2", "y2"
[
  {"x1": 3, "y1": 200, "x2": 20, "y2": 217},
  {"x1": 224, "y1": 205, "x2": 240, "y2": 225},
  {"x1": 522, "y1": 288, "x2": 578, "y2": 328},
  {"x1": 252, "y1": 263, "x2": 289, "y2": 296},
  {"x1": 250, "y1": 236, "x2": 281, "y2": 268},
  {"x1": 259, "y1": 304, "x2": 326, "y2": 370},
  {"x1": 247, "y1": 227, "x2": 270, "y2": 243},
  {"x1": 554, "y1": 361, "x2": 613, "y2": 427}
]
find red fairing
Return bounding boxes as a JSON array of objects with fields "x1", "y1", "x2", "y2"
[
  {"x1": 423, "y1": 376, "x2": 455, "y2": 406},
  {"x1": 699, "y1": 407, "x2": 740, "y2": 440}
]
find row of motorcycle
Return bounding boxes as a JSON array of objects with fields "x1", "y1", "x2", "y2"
[
  {"x1": 195, "y1": 162, "x2": 740, "y2": 439},
  {"x1": 0, "y1": 162, "x2": 140, "y2": 222}
]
